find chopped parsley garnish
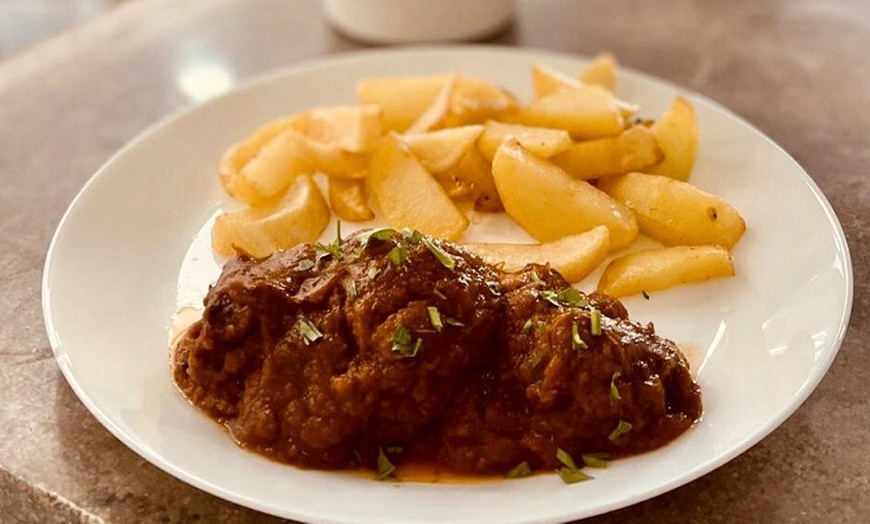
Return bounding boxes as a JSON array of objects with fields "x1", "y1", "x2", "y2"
[
  {"x1": 295, "y1": 259, "x2": 315, "y2": 271},
  {"x1": 590, "y1": 308, "x2": 602, "y2": 336},
  {"x1": 610, "y1": 371, "x2": 622, "y2": 405},
  {"x1": 422, "y1": 238, "x2": 456, "y2": 271},
  {"x1": 556, "y1": 448, "x2": 578, "y2": 470},
  {"x1": 387, "y1": 245, "x2": 408, "y2": 266},
  {"x1": 641, "y1": 290, "x2": 650, "y2": 300},
  {"x1": 505, "y1": 461, "x2": 532, "y2": 478},
  {"x1": 402, "y1": 229, "x2": 423, "y2": 244},
  {"x1": 367, "y1": 266, "x2": 381, "y2": 280},
  {"x1": 521, "y1": 318, "x2": 533, "y2": 335},
  {"x1": 608, "y1": 419, "x2": 633, "y2": 442},
  {"x1": 582, "y1": 453, "x2": 609, "y2": 469},
  {"x1": 540, "y1": 287, "x2": 589, "y2": 308},
  {"x1": 296, "y1": 317, "x2": 323, "y2": 345},
  {"x1": 427, "y1": 306, "x2": 443, "y2": 332},
  {"x1": 391, "y1": 325, "x2": 422, "y2": 357},
  {"x1": 345, "y1": 279, "x2": 358, "y2": 299},
  {"x1": 358, "y1": 227, "x2": 396, "y2": 246},
  {"x1": 315, "y1": 221, "x2": 345, "y2": 260},
  {"x1": 530, "y1": 271, "x2": 545, "y2": 287},
  {"x1": 529, "y1": 355, "x2": 542, "y2": 369},
  {"x1": 376, "y1": 447, "x2": 396, "y2": 480},
  {"x1": 571, "y1": 323, "x2": 587, "y2": 350},
  {"x1": 535, "y1": 320, "x2": 548, "y2": 332},
  {"x1": 443, "y1": 317, "x2": 465, "y2": 327},
  {"x1": 556, "y1": 448, "x2": 592, "y2": 484},
  {"x1": 432, "y1": 288, "x2": 447, "y2": 300},
  {"x1": 557, "y1": 467, "x2": 593, "y2": 484}
]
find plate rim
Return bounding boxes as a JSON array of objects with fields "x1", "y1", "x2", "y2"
[{"x1": 41, "y1": 45, "x2": 855, "y2": 523}]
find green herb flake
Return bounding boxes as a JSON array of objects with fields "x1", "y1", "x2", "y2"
[
  {"x1": 387, "y1": 245, "x2": 408, "y2": 267},
  {"x1": 608, "y1": 419, "x2": 633, "y2": 442},
  {"x1": 367, "y1": 266, "x2": 381, "y2": 280},
  {"x1": 376, "y1": 447, "x2": 396, "y2": 480},
  {"x1": 531, "y1": 271, "x2": 545, "y2": 287},
  {"x1": 295, "y1": 259, "x2": 315, "y2": 271},
  {"x1": 423, "y1": 238, "x2": 456, "y2": 271},
  {"x1": 402, "y1": 229, "x2": 423, "y2": 244},
  {"x1": 590, "y1": 308, "x2": 602, "y2": 336},
  {"x1": 297, "y1": 317, "x2": 323, "y2": 345},
  {"x1": 345, "y1": 279, "x2": 358, "y2": 299},
  {"x1": 610, "y1": 371, "x2": 622, "y2": 406},
  {"x1": 556, "y1": 448, "x2": 578, "y2": 470},
  {"x1": 535, "y1": 320, "x2": 548, "y2": 332},
  {"x1": 521, "y1": 318, "x2": 534, "y2": 335},
  {"x1": 641, "y1": 289, "x2": 650, "y2": 300},
  {"x1": 358, "y1": 227, "x2": 396, "y2": 246},
  {"x1": 427, "y1": 306, "x2": 443, "y2": 332},
  {"x1": 443, "y1": 317, "x2": 465, "y2": 327},
  {"x1": 571, "y1": 323, "x2": 587, "y2": 350},
  {"x1": 505, "y1": 461, "x2": 532, "y2": 479},
  {"x1": 529, "y1": 355, "x2": 542, "y2": 369},
  {"x1": 557, "y1": 467, "x2": 593, "y2": 484},
  {"x1": 540, "y1": 287, "x2": 589, "y2": 309},
  {"x1": 581, "y1": 453, "x2": 609, "y2": 469},
  {"x1": 391, "y1": 325, "x2": 422, "y2": 358},
  {"x1": 315, "y1": 221, "x2": 346, "y2": 260},
  {"x1": 432, "y1": 288, "x2": 447, "y2": 300}
]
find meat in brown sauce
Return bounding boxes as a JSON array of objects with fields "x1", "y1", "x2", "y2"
[{"x1": 172, "y1": 229, "x2": 702, "y2": 476}]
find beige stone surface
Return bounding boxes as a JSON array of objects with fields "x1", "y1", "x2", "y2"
[{"x1": 0, "y1": 0, "x2": 867, "y2": 521}]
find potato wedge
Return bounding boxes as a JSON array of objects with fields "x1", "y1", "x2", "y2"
[
  {"x1": 453, "y1": 148, "x2": 502, "y2": 211},
  {"x1": 598, "y1": 172, "x2": 746, "y2": 249},
  {"x1": 532, "y1": 63, "x2": 584, "y2": 98},
  {"x1": 492, "y1": 140, "x2": 638, "y2": 248},
  {"x1": 407, "y1": 75, "x2": 518, "y2": 133},
  {"x1": 295, "y1": 105, "x2": 382, "y2": 153},
  {"x1": 218, "y1": 118, "x2": 297, "y2": 203},
  {"x1": 512, "y1": 86, "x2": 626, "y2": 140},
  {"x1": 579, "y1": 53, "x2": 617, "y2": 91},
  {"x1": 328, "y1": 177, "x2": 374, "y2": 222},
  {"x1": 464, "y1": 226, "x2": 610, "y2": 283},
  {"x1": 237, "y1": 129, "x2": 311, "y2": 201},
  {"x1": 212, "y1": 175, "x2": 331, "y2": 258},
  {"x1": 367, "y1": 133, "x2": 468, "y2": 240},
  {"x1": 291, "y1": 131, "x2": 371, "y2": 178},
  {"x1": 357, "y1": 74, "x2": 454, "y2": 132},
  {"x1": 477, "y1": 120, "x2": 573, "y2": 162},
  {"x1": 645, "y1": 96, "x2": 699, "y2": 181},
  {"x1": 550, "y1": 125, "x2": 663, "y2": 180},
  {"x1": 597, "y1": 245, "x2": 735, "y2": 297},
  {"x1": 404, "y1": 125, "x2": 484, "y2": 174}
]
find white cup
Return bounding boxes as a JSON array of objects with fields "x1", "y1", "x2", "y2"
[{"x1": 322, "y1": 0, "x2": 516, "y2": 44}]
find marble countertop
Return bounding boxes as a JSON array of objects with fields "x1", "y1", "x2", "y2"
[{"x1": 1, "y1": 0, "x2": 867, "y2": 522}]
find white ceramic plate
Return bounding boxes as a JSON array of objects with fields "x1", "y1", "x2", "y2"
[{"x1": 43, "y1": 47, "x2": 853, "y2": 523}]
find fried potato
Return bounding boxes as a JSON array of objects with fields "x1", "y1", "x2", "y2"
[
  {"x1": 218, "y1": 118, "x2": 297, "y2": 204},
  {"x1": 407, "y1": 75, "x2": 518, "y2": 133},
  {"x1": 404, "y1": 125, "x2": 484, "y2": 174},
  {"x1": 453, "y1": 148, "x2": 502, "y2": 211},
  {"x1": 477, "y1": 120, "x2": 573, "y2": 162},
  {"x1": 597, "y1": 245, "x2": 735, "y2": 297},
  {"x1": 532, "y1": 63, "x2": 584, "y2": 98},
  {"x1": 579, "y1": 53, "x2": 617, "y2": 91},
  {"x1": 367, "y1": 133, "x2": 468, "y2": 240},
  {"x1": 645, "y1": 96, "x2": 699, "y2": 181},
  {"x1": 294, "y1": 105, "x2": 382, "y2": 153},
  {"x1": 598, "y1": 172, "x2": 745, "y2": 249},
  {"x1": 212, "y1": 175, "x2": 331, "y2": 258},
  {"x1": 464, "y1": 225, "x2": 610, "y2": 283},
  {"x1": 236, "y1": 129, "x2": 311, "y2": 201},
  {"x1": 492, "y1": 139, "x2": 638, "y2": 248},
  {"x1": 511, "y1": 86, "x2": 627, "y2": 140},
  {"x1": 357, "y1": 74, "x2": 454, "y2": 132},
  {"x1": 550, "y1": 125, "x2": 663, "y2": 180},
  {"x1": 328, "y1": 177, "x2": 374, "y2": 222}
]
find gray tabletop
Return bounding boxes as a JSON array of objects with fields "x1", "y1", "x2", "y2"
[{"x1": 1, "y1": 0, "x2": 867, "y2": 522}]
